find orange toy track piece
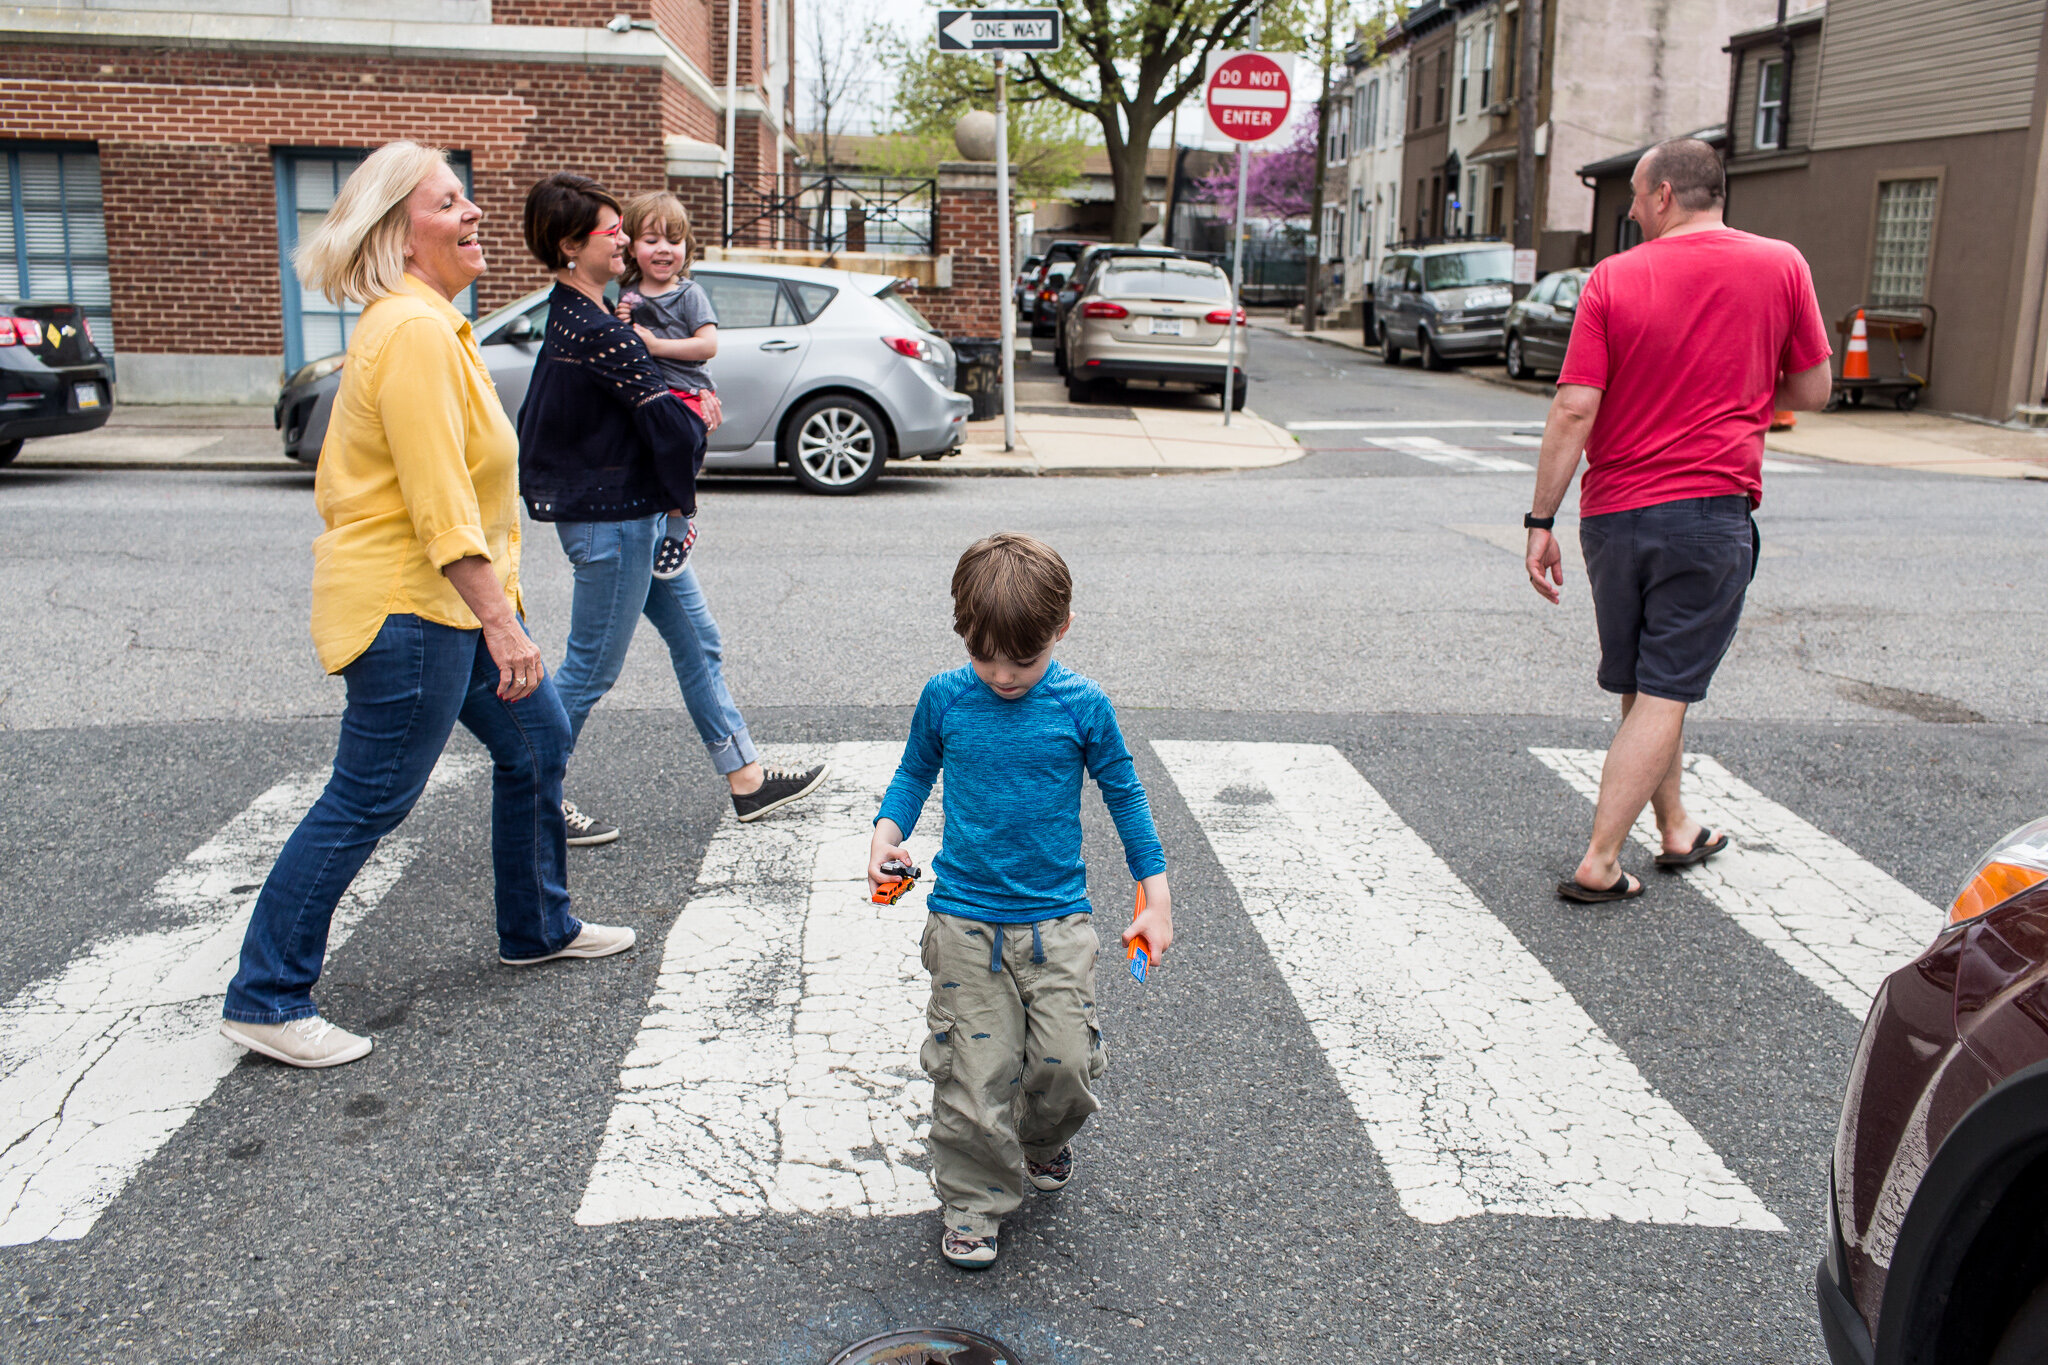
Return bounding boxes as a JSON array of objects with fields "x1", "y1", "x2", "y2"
[
  {"x1": 1126, "y1": 885, "x2": 1152, "y2": 983},
  {"x1": 872, "y1": 857, "x2": 921, "y2": 905}
]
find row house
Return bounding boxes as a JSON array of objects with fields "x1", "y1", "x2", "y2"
[
  {"x1": 1712, "y1": 0, "x2": 2048, "y2": 421},
  {"x1": 1327, "y1": 0, "x2": 1783, "y2": 326},
  {"x1": 0, "y1": 1, "x2": 798, "y2": 403}
]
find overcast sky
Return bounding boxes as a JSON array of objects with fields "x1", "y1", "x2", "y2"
[{"x1": 797, "y1": 0, "x2": 1316, "y2": 149}]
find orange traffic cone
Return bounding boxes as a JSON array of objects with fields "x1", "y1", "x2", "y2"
[
  {"x1": 1843, "y1": 309, "x2": 1871, "y2": 380},
  {"x1": 1770, "y1": 410, "x2": 1798, "y2": 431}
]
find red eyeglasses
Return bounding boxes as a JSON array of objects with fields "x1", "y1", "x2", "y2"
[{"x1": 589, "y1": 223, "x2": 623, "y2": 239}]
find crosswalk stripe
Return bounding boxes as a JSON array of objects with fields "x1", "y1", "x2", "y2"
[
  {"x1": 575, "y1": 742, "x2": 936, "y2": 1226},
  {"x1": 1531, "y1": 749, "x2": 1941, "y2": 1014},
  {"x1": 1367, "y1": 435, "x2": 1533, "y2": 473},
  {"x1": 0, "y1": 751, "x2": 484, "y2": 1246},
  {"x1": 1152, "y1": 740, "x2": 1783, "y2": 1230},
  {"x1": 1497, "y1": 433, "x2": 1544, "y2": 446},
  {"x1": 1286, "y1": 419, "x2": 1542, "y2": 431}
]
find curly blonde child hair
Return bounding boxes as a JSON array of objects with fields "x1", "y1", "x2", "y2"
[{"x1": 618, "y1": 191, "x2": 695, "y2": 290}]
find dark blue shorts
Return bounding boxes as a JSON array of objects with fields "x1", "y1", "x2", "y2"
[{"x1": 1579, "y1": 495, "x2": 1755, "y2": 705}]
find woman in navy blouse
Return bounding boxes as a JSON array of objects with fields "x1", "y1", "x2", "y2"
[{"x1": 516, "y1": 172, "x2": 827, "y2": 841}]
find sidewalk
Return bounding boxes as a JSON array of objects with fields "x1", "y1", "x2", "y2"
[
  {"x1": 935, "y1": 363, "x2": 1299, "y2": 476},
  {"x1": 11, "y1": 376, "x2": 1301, "y2": 478},
  {"x1": 1255, "y1": 313, "x2": 2048, "y2": 479}
]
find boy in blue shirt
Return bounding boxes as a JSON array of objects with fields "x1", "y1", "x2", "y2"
[{"x1": 869, "y1": 532, "x2": 1173, "y2": 1269}]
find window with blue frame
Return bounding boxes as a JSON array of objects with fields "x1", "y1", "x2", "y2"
[
  {"x1": 275, "y1": 149, "x2": 474, "y2": 372},
  {"x1": 0, "y1": 143, "x2": 114, "y2": 352}
]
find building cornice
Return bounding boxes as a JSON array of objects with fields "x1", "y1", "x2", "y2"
[{"x1": 0, "y1": 7, "x2": 728, "y2": 113}]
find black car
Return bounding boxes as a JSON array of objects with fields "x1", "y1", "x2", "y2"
[
  {"x1": 0, "y1": 300, "x2": 113, "y2": 464},
  {"x1": 1502, "y1": 268, "x2": 1590, "y2": 380}
]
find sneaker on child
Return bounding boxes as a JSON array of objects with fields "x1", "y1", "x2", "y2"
[
  {"x1": 1027, "y1": 1144, "x2": 1075, "y2": 1191},
  {"x1": 941, "y1": 1228, "x2": 999, "y2": 1269},
  {"x1": 652, "y1": 518, "x2": 696, "y2": 581}
]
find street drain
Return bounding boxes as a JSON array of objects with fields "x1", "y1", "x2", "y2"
[{"x1": 826, "y1": 1327, "x2": 1020, "y2": 1365}]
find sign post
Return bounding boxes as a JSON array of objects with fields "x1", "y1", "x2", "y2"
[
  {"x1": 936, "y1": 9, "x2": 1062, "y2": 453},
  {"x1": 1204, "y1": 46, "x2": 1295, "y2": 426}
]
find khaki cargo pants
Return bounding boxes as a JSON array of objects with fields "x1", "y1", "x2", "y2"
[{"x1": 920, "y1": 911, "x2": 1106, "y2": 1239}]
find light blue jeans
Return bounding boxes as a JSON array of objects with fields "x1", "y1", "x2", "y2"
[{"x1": 552, "y1": 514, "x2": 759, "y2": 775}]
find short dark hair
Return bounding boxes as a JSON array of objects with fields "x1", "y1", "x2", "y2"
[
  {"x1": 951, "y1": 533, "x2": 1073, "y2": 662},
  {"x1": 522, "y1": 172, "x2": 622, "y2": 270},
  {"x1": 1638, "y1": 138, "x2": 1725, "y2": 212}
]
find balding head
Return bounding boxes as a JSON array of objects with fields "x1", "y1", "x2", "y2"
[
  {"x1": 1628, "y1": 138, "x2": 1727, "y2": 240},
  {"x1": 1635, "y1": 139, "x2": 1725, "y2": 212}
]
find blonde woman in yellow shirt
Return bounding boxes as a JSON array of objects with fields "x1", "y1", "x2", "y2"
[{"x1": 219, "y1": 142, "x2": 636, "y2": 1070}]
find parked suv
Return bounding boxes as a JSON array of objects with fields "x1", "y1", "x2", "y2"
[
  {"x1": 1374, "y1": 242, "x2": 1515, "y2": 370},
  {"x1": 1057, "y1": 254, "x2": 1246, "y2": 408},
  {"x1": 0, "y1": 299, "x2": 113, "y2": 465}
]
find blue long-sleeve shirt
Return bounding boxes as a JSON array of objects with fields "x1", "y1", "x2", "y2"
[{"x1": 876, "y1": 661, "x2": 1167, "y2": 923}]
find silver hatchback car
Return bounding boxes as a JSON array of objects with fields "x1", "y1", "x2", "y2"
[{"x1": 276, "y1": 263, "x2": 972, "y2": 494}]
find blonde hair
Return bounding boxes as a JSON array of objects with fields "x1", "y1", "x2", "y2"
[
  {"x1": 293, "y1": 140, "x2": 450, "y2": 307},
  {"x1": 619, "y1": 191, "x2": 694, "y2": 289}
]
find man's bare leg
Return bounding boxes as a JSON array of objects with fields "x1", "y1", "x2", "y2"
[{"x1": 1573, "y1": 692, "x2": 1695, "y2": 890}]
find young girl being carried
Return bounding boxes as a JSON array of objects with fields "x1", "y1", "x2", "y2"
[{"x1": 617, "y1": 192, "x2": 723, "y2": 580}]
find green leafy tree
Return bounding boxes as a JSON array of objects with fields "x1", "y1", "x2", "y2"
[{"x1": 880, "y1": 38, "x2": 1087, "y2": 201}]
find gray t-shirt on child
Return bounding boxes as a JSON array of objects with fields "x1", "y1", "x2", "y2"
[{"x1": 627, "y1": 278, "x2": 718, "y2": 394}]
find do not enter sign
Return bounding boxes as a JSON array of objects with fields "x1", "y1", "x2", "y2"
[{"x1": 1205, "y1": 51, "x2": 1296, "y2": 144}]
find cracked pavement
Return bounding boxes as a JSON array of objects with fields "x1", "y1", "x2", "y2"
[{"x1": 3, "y1": 331, "x2": 2045, "y2": 1362}]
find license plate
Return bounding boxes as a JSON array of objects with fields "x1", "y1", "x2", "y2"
[
  {"x1": 1148, "y1": 318, "x2": 1185, "y2": 336},
  {"x1": 74, "y1": 383, "x2": 100, "y2": 410}
]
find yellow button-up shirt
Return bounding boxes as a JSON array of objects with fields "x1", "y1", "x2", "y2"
[{"x1": 309, "y1": 274, "x2": 523, "y2": 673}]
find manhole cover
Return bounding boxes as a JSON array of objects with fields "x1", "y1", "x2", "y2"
[{"x1": 825, "y1": 1326, "x2": 1020, "y2": 1365}]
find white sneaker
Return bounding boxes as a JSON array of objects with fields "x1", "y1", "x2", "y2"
[
  {"x1": 219, "y1": 1016, "x2": 373, "y2": 1069},
  {"x1": 499, "y1": 920, "x2": 636, "y2": 966}
]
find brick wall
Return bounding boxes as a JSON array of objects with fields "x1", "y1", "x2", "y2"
[
  {"x1": 920, "y1": 164, "x2": 1003, "y2": 340},
  {"x1": 0, "y1": 44, "x2": 682, "y2": 355}
]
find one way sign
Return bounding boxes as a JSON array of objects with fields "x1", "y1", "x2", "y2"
[{"x1": 935, "y1": 8, "x2": 1063, "y2": 52}]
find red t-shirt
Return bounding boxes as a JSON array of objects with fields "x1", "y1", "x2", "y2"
[{"x1": 1558, "y1": 228, "x2": 1831, "y2": 516}]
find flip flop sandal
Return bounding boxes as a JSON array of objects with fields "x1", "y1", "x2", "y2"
[
  {"x1": 1557, "y1": 871, "x2": 1643, "y2": 903},
  {"x1": 1655, "y1": 827, "x2": 1729, "y2": 869}
]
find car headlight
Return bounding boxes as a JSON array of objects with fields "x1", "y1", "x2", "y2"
[
  {"x1": 1949, "y1": 816, "x2": 2048, "y2": 924},
  {"x1": 286, "y1": 353, "x2": 346, "y2": 389}
]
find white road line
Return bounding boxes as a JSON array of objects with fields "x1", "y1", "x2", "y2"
[
  {"x1": 576, "y1": 742, "x2": 936, "y2": 1226},
  {"x1": 1152, "y1": 741, "x2": 1782, "y2": 1231},
  {"x1": 1498, "y1": 432, "x2": 1544, "y2": 447},
  {"x1": 0, "y1": 751, "x2": 484, "y2": 1245},
  {"x1": 1531, "y1": 749, "x2": 1941, "y2": 1015},
  {"x1": 1761, "y1": 457, "x2": 1822, "y2": 474},
  {"x1": 1368, "y1": 435, "x2": 1533, "y2": 473},
  {"x1": 1287, "y1": 419, "x2": 1542, "y2": 431}
]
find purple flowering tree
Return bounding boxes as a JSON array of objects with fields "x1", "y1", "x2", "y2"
[{"x1": 1193, "y1": 116, "x2": 1319, "y2": 225}]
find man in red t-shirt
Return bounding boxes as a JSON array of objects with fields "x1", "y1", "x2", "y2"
[{"x1": 1524, "y1": 137, "x2": 1832, "y2": 904}]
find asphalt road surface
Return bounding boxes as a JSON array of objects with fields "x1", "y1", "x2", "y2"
[{"x1": 4, "y1": 332, "x2": 2045, "y2": 1364}]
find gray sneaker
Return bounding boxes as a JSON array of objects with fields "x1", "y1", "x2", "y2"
[
  {"x1": 941, "y1": 1227, "x2": 998, "y2": 1269},
  {"x1": 561, "y1": 798, "x2": 620, "y2": 847},
  {"x1": 499, "y1": 920, "x2": 636, "y2": 966},
  {"x1": 219, "y1": 1016, "x2": 373, "y2": 1069}
]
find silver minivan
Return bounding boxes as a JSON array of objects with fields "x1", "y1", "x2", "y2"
[
  {"x1": 277, "y1": 263, "x2": 972, "y2": 495},
  {"x1": 1372, "y1": 243, "x2": 1516, "y2": 370}
]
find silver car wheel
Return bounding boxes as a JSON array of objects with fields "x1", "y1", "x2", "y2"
[{"x1": 795, "y1": 406, "x2": 878, "y2": 487}]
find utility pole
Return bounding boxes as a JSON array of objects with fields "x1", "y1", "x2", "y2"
[
  {"x1": 1512, "y1": 0, "x2": 1543, "y2": 272},
  {"x1": 1305, "y1": 0, "x2": 1338, "y2": 333}
]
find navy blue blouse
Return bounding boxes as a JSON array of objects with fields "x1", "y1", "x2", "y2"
[{"x1": 515, "y1": 283, "x2": 699, "y2": 522}]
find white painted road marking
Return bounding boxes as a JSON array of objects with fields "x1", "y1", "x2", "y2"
[
  {"x1": 1367, "y1": 435, "x2": 1533, "y2": 473},
  {"x1": 1285, "y1": 419, "x2": 1545, "y2": 432},
  {"x1": 1498, "y1": 432, "x2": 1544, "y2": 447},
  {"x1": 576, "y1": 742, "x2": 937, "y2": 1226},
  {"x1": 1761, "y1": 457, "x2": 1822, "y2": 474},
  {"x1": 1532, "y1": 749, "x2": 1941, "y2": 1014},
  {"x1": 1153, "y1": 740, "x2": 1783, "y2": 1230},
  {"x1": 0, "y1": 751, "x2": 484, "y2": 1245}
]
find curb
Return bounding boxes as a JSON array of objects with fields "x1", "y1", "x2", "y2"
[{"x1": 1255, "y1": 322, "x2": 1556, "y2": 399}]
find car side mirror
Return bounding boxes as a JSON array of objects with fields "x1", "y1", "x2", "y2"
[
  {"x1": 506, "y1": 315, "x2": 537, "y2": 344},
  {"x1": 1556, "y1": 299, "x2": 1576, "y2": 315}
]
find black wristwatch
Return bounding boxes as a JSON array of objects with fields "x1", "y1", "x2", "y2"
[{"x1": 1524, "y1": 513, "x2": 1555, "y2": 530}]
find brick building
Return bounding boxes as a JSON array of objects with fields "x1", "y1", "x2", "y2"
[{"x1": 0, "y1": 2, "x2": 797, "y2": 402}]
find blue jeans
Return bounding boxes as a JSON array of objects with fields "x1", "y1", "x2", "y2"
[
  {"x1": 223, "y1": 614, "x2": 580, "y2": 1024},
  {"x1": 552, "y1": 515, "x2": 759, "y2": 776}
]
